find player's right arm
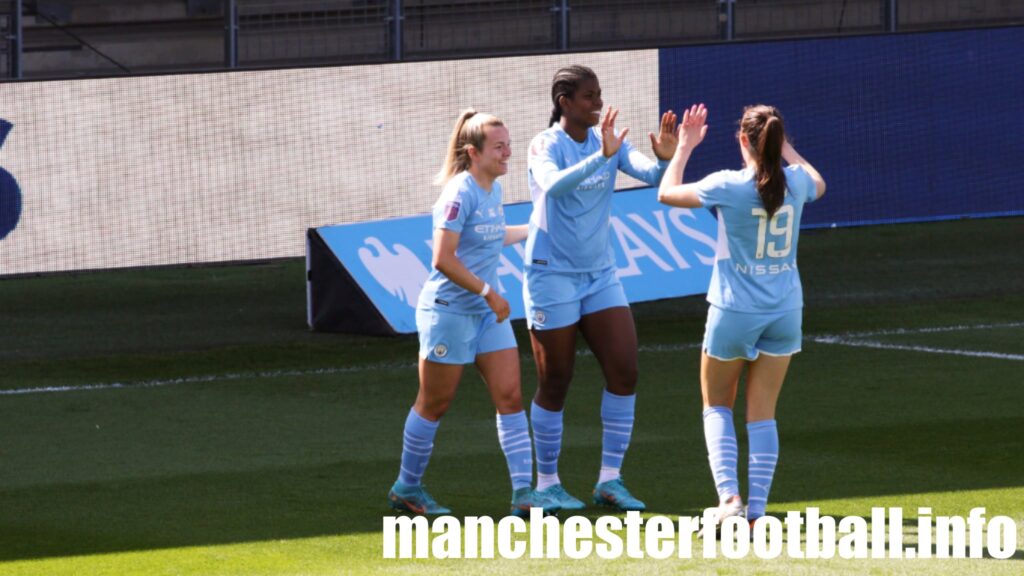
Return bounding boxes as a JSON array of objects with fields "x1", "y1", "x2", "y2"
[
  {"x1": 781, "y1": 140, "x2": 826, "y2": 199},
  {"x1": 528, "y1": 108, "x2": 626, "y2": 199},
  {"x1": 431, "y1": 227, "x2": 509, "y2": 322},
  {"x1": 528, "y1": 134, "x2": 607, "y2": 199},
  {"x1": 657, "y1": 104, "x2": 708, "y2": 208}
]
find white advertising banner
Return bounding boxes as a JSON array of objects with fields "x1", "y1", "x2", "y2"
[{"x1": 0, "y1": 51, "x2": 660, "y2": 275}]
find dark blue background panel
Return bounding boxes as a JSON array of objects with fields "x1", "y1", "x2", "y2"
[{"x1": 659, "y1": 27, "x2": 1024, "y2": 228}]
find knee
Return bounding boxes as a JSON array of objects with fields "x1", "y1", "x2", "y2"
[
  {"x1": 493, "y1": 387, "x2": 523, "y2": 414},
  {"x1": 534, "y1": 365, "x2": 573, "y2": 408},
  {"x1": 606, "y1": 360, "x2": 638, "y2": 395},
  {"x1": 415, "y1": 394, "x2": 454, "y2": 421},
  {"x1": 538, "y1": 362, "x2": 574, "y2": 392}
]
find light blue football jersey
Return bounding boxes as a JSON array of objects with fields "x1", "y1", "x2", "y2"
[
  {"x1": 525, "y1": 123, "x2": 667, "y2": 272},
  {"x1": 695, "y1": 165, "x2": 818, "y2": 312},
  {"x1": 417, "y1": 171, "x2": 506, "y2": 314}
]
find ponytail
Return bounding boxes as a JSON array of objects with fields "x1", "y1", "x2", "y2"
[
  {"x1": 741, "y1": 105, "x2": 787, "y2": 217},
  {"x1": 434, "y1": 109, "x2": 505, "y2": 185},
  {"x1": 549, "y1": 106, "x2": 562, "y2": 128}
]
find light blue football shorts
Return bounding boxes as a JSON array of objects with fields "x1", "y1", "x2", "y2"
[
  {"x1": 416, "y1": 307, "x2": 517, "y2": 365},
  {"x1": 523, "y1": 266, "x2": 629, "y2": 331},
  {"x1": 703, "y1": 305, "x2": 803, "y2": 361}
]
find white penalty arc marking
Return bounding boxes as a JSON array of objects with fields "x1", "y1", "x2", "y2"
[{"x1": 1, "y1": 324, "x2": 1019, "y2": 396}]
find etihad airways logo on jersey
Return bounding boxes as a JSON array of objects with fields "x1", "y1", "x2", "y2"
[
  {"x1": 578, "y1": 170, "x2": 611, "y2": 192},
  {"x1": 313, "y1": 187, "x2": 719, "y2": 333},
  {"x1": 474, "y1": 223, "x2": 505, "y2": 242}
]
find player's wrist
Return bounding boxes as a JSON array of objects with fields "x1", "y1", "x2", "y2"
[{"x1": 479, "y1": 282, "x2": 491, "y2": 297}]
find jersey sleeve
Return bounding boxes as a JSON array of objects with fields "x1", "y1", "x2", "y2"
[
  {"x1": 694, "y1": 170, "x2": 732, "y2": 209},
  {"x1": 528, "y1": 131, "x2": 610, "y2": 198},
  {"x1": 432, "y1": 180, "x2": 475, "y2": 233},
  {"x1": 616, "y1": 136, "x2": 668, "y2": 186}
]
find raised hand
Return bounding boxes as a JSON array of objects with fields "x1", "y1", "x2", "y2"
[
  {"x1": 676, "y1": 103, "x2": 708, "y2": 151},
  {"x1": 650, "y1": 110, "x2": 679, "y2": 161},
  {"x1": 600, "y1": 106, "x2": 630, "y2": 158}
]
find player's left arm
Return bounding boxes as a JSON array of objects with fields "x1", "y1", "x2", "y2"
[
  {"x1": 619, "y1": 110, "x2": 678, "y2": 185},
  {"x1": 782, "y1": 140, "x2": 826, "y2": 200}
]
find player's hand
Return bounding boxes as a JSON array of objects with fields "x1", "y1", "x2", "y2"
[
  {"x1": 676, "y1": 104, "x2": 708, "y2": 151},
  {"x1": 600, "y1": 106, "x2": 629, "y2": 159},
  {"x1": 485, "y1": 291, "x2": 510, "y2": 323},
  {"x1": 650, "y1": 110, "x2": 679, "y2": 161}
]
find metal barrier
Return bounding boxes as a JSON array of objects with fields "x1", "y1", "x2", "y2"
[{"x1": 2, "y1": 0, "x2": 1023, "y2": 79}]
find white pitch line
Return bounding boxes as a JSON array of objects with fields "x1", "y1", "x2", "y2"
[
  {"x1": 808, "y1": 336, "x2": 1024, "y2": 361},
  {"x1": 818, "y1": 321, "x2": 1024, "y2": 340},
  {"x1": 0, "y1": 361, "x2": 416, "y2": 396},
  {"x1": 1, "y1": 323, "x2": 1019, "y2": 396}
]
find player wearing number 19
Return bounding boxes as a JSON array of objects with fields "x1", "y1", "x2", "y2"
[
  {"x1": 387, "y1": 110, "x2": 559, "y2": 518},
  {"x1": 657, "y1": 104, "x2": 826, "y2": 527}
]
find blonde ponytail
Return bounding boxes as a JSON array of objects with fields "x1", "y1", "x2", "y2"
[{"x1": 434, "y1": 109, "x2": 505, "y2": 185}]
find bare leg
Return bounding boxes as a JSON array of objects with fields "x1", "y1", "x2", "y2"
[
  {"x1": 746, "y1": 354, "x2": 790, "y2": 421},
  {"x1": 581, "y1": 307, "x2": 645, "y2": 503},
  {"x1": 700, "y1": 352, "x2": 744, "y2": 410},
  {"x1": 413, "y1": 358, "x2": 464, "y2": 420},
  {"x1": 579, "y1": 306, "x2": 638, "y2": 396},
  {"x1": 744, "y1": 353, "x2": 791, "y2": 520},
  {"x1": 700, "y1": 351, "x2": 746, "y2": 507},
  {"x1": 478, "y1": 347, "x2": 534, "y2": 495},
  {"x1": 529, "y1": 324, "x2": 578, "y2": 411},
  {"x1": 475, "y1": 348, "x2": 523, "y2": 414}
]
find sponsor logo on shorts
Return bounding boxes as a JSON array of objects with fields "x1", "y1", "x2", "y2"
[
  {"x1": 532, "y1": 259, "x2": 548, "y2": 266},
  {"x1": 433, "y1": 344, "x2": 448, "y2": 358},
  {"x1": 533, "y1": 310, "x2": 546, "y2": 326},
  {"x1": 434, "y1": 298, "x2": 449, "y2": 306}
]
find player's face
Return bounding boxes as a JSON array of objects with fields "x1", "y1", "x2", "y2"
[
  {"x1": 474, "y1": 125, "x2": 511, "y2": 179},
  {"x1": 562, "y1": 78, "x2": 603, "y2": 128}
]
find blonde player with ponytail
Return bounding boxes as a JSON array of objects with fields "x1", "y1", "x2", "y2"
[
  {"x1": 658, "y1": 104, "x2": 826, "y2": 528},
  {"x1": 387, "y1": 110, "x2": 559, "y2": 517}
]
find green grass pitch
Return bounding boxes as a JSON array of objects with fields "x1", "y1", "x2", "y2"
[{"x1": 0, "y1": 218, "x2": 1021, "y2": 575}]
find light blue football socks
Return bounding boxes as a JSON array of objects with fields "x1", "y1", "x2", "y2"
[
  {"x1": 746, "y1": 419, "x2": 779, "y2": 520},
  {"x1": 397, "y1": 407, "x2": 439, "y2": 486},
  {"x1": 703, "y1": 406, "x2": 741, "y2": 502},
  {"x1": 598, "y1": 390, "x2": 635, "y2": 483},
  {"x1": 496, "y1": 410, "x2": 533, "y2": 491},
  {"x1": 530, "y1": 400, "x2": 564, "y2": 491}
]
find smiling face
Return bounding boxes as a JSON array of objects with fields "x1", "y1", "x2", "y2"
[
  {"x1": 559, "y1": 77, "x2": 603, "y2": 129},
  {"x1": 469, "y1": 124, "x2": 511, "y2": 181}
]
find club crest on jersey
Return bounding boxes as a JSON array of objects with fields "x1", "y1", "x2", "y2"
[
  {"x1": 533, "y1": 310, "x2": 546, "y2": 326},
  {"x1": 444, "y1": 201, "x2": 461, "y2": 221},
  {"x1": 434, "y1": 343, "x2": 448, "y2": 358}
]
